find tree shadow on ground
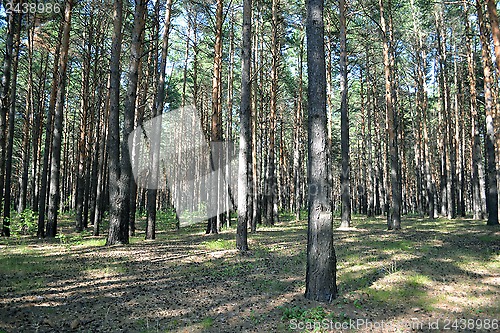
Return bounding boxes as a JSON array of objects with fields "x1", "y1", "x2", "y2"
[{"x1": 0, "y1": 216, "x2": 498, "y2": 332}]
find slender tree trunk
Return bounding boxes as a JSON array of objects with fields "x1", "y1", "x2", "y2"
[
  {"x1": 294, "y1": 34, "x2": 304, "y2": 221},
  {"x1": 2, "y1": 11, "x2": 21, "y2": 237},
  {"x1": 19, "y1": 85, "x2": 32, "y2": 214},
  {"x1": 37, "y1": 27, "x2": 62, "y2": 238},
  {"x1": 207, "y1": 0, "x2": 224, "y2": 234},
  {"x1": 464, "y1": 0, "x2": 485, "y2": 219},
  {"x1": 365, "y1": 51, "x2": 375, "y2": 217},
  {"x1": 263, "y1": 0, "x2": 279, "y2": 226},
  {"x1": 226, "y1": 7, "x2": 235, "y2": 228},
  {"x1": 76, "y1": 37, "x2": 90, "y2": 232},
  {"x1": 31, "y1": 51, "x2": 48, "y2": 212},
  {"x1": 122, "y1": 0, "x2": 147, "y2": 238},
  {"x1": 487, "y1": 0, "x2": 500, "y2": 90},
  {"x1": 339, "y1": 0, "x2": 351, "y2": 228},
  {"x1": 304, "y1": 0, "x2": 337, "y2": 303},
  {"x1": 477, "y1": 0, "x2": 499, "y2": 225},
  {"x1": 147, "y1": 0, "x2": 173, "y2": 240},
  {"x1": 106, "y1": 0, "x2": 127, "y2": 245},
  {"x1": 46, "y1": 0, "x2": 73, "y2": 238},
  {"x1": 237, "y1": 0, "x2": 252, "y2": 252},
  {"x1": 0, "y1": 1, "x2": 18, "y2": 230},
  {"x1": 380, "y1": 0, "x2": 401, "y2": 230}
]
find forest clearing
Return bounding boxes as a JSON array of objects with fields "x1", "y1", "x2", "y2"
[{"x1": 1, "y1": 214, "x2": 499, "y2": 332}]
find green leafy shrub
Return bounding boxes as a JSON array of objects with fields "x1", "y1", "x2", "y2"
[{"x1": 12, "y1": 209, "x2": 38, "y2": 235}]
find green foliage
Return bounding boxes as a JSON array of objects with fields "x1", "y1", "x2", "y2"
[
  {"x1": 55, "y1": 232, "x2": 88, "y2": 247},
  {"x1": 11, "y1": 209, "x2": 38, "y2": 236},
  {"x1": 155, "y1": 209, "x2": 178, "y2": 230}
]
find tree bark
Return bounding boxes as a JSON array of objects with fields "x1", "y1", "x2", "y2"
[
  {"x1": 106, "y1": 0, "x2": 127, "y2": 245},
  {"x1": 123, "y1": 0, "x2": 147, "y2": 238},
  {"x1": 37, "y1": 26, "x2": 62, "y2": 238},
  {"x1": 46, "y1": 0, "x2": 73, "y2": 238},
  {"x1": 147, "y1": 0, "x2": 173, "y2": 240},
  {"x1": 294, "y1": 33, "x2": 304, "y2": 221},
  {"x1": 464, "y1": 0, "x2": 485, "y2": 220},
  {"x1": 206, "y1": 0, "x2": 224, "y2": 234},
  {"x1": 2, "y1": 10, "x2": 21, "y2": 237},
  {"x1": 304, "y1": 0, "x2": 337, "y2": 303},
  {"x1": 380, "y1": 0, "x2": 401, "y2": 230},
  {"x1": 339, "y1": 0, "x2": 351, "y2": 228},
  {"x1": 237, "y1": 0, "x2": 252, "y2": 252},
  {"x1": 477, "y1": 0, "x2": 499, "y2": 225}
]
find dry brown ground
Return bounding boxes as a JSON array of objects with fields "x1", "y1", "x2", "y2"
[{"x1": 0, "y1": 216, "x2": 499, "y2": 332}]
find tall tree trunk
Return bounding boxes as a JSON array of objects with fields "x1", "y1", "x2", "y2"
[
  {"x1": 250, "y1": 14, "x2": 259, "y2": 232},
  {"x1": 264, "y1": 0, "x2": 279, "y2": 226},
  {"x1": 304, "y1": 0, "x2": 337, "y2": 303},
  {"x1": 76, "y1": 37, "x2": 91, "y2": 232},
  {"x1": 237, "y1": 0, "x2": 252, "y2": 252},
  {"x1": 487, "y1": 0, "x2": 500, "y2": 91},
  {"x1": 464, "y1": 0, "x2": 485, "y2": 220},
  {"x1": 123, "y1": 0, "x2": 147, "y2": 238},
  {"x1": 106, "y1": 0, "x2": 127, "y2": 245},
  {"x1": 18, "y1": 94, "x2": 31, "y2": 214},
  {"x1": 147, "y1": 0, "x2": 173, "y2": 240},
  {"x1": 0, "y1": 1, "x2": 17, "y2": 235},
  {"x1": 2, "y1": 11, "x2": 21, "y2": 237},
  {"x1": 477, "y1": 0, "x2": 499, "y2": 225},
  {"x1": 226, "y1": 7, "x2": 235, "y2": 228},
  {"x1": 365, "y1": 50, "x2": 375, "y2": 217},
  {"x1": 294, "y1": 33, "x2": 304, "y2": 221},
  {"x1": 37, "y1": 27, "x2": 62, "y2": 238},
  {"x1": 380, "y1": 0, "x2": 401, "y2": 230},
  {"x1": 46, "y1": 0, "x2": 73, "y2": 238},
  {"x1": 0, "y1": 0, "x2": 18, "y2": 230},
  {"x1": 339, "y1": 0, "x2": 351, "y2": 228},
  {"x1": 31, "y1": 51, "x2": 48, "y2": 212},
  {"x1": 207, "y1": 0, "x2": 224, "y2": 234}
]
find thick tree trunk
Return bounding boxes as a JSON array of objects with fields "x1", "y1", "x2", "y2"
[{"x1": 304, "y1": 0, "x2": 337, "y2": 303}]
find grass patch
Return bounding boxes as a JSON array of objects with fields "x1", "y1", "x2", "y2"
[
  {"x1": 201, "y1": 238, "x2": 235, "y2": 250},
  {"x1": 200, "y1": 317, "x2": 214, "y2": 328},
  {"x1": 0, "y1": 254, "x2": 47, "y2": 274}
]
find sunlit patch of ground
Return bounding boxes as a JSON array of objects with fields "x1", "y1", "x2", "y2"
[{"x1": 0, "y1": 214, "x2": 498, "y2": 332}]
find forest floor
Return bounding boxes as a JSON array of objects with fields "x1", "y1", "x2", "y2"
[{"x1": 0, "y1": 213, "x2": 499, "y2": 333}]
